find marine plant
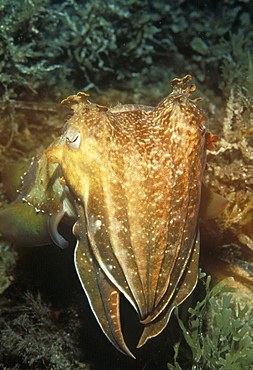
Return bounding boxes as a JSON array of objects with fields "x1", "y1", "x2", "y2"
[
  {"x1": 0, "y1": 291, "x2": 90, "y2": 369},
  {"x1": 0, "y1": 0, "x2": 163, "y2": 98},
  {"x1": 167, "y1": 272, "x2": 253, "y2": 370},
  {"x1": 0, "y1": 0, "x2": 252, "y2": 100},
  {"x1": 203, "y1": 86, "x2": 253, "y2": 260},
  {"x1": 0, "y1": 238, "x2": 17, "y2": 294}
]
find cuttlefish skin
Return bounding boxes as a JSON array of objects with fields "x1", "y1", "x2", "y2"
[
  {"x1": 44, "y1": 75, "x2": 207, "y2": 357},
  {"x1": 0, "y1": 75, "x2": 221, "y2": 358}
]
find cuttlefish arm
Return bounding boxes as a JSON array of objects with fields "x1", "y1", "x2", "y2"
[
  {"x1": 137, "y1": 185, "x2": 228, "y2": 346},
  {"x1": 136, "y1": 185, "x2": 228, "y2": 347},
  {"x1": 137, "y1": 234, "x2": 200, "y2": 347},
  {"x1": 74, "y1": 203, "x2": 135, "y2": 358}
]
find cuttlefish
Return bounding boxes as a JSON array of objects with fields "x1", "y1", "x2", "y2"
[{"x1": 0, "y1": 75, "x2": 227, "y2": 357}]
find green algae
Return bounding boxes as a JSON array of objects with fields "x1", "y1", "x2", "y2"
[{"x1": 168, "y1": 272, "x2": 253, "y2": 370}]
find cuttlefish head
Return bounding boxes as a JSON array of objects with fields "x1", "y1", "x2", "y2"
[{"x1": 45, "y1": 76, "x2": 208, "y2": 357}]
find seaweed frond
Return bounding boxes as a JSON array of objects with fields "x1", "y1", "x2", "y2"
[{"x1": 168, "y1": 271, "x2": 253, "y2": 370}]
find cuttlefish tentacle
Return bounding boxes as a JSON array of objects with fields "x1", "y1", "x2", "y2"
[
  {"x1": 74, "y1": 203, "x2": 135, "y2": 358},
  {"x1": 47, "y1": 210, "x2": 69, "y2": 249}
]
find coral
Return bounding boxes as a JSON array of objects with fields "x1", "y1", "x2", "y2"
[
  {"x1": 167, "y1": 272, "x2": 253, "y2": 370},
  {"x1": 0, "y1": 291, "x2": 90, "y2": 369}
]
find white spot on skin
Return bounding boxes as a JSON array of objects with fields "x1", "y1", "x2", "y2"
[
  {"x1": 95, "y1": 219, "x2": 102, "y2": 228},
  {"x1": 89, "y1": 214, "x2": 103, "y2": 234}
]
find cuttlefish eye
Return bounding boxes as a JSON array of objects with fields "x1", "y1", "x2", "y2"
[{"x1": 66, "y1": 126, "x2": 81, "y2": 150}]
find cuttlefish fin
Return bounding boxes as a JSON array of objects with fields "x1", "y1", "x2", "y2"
[
  {"x1": 0, "y1": 196, "x2": 52, "y2": 247},
  {"x1": 0, "y1": 160, "x2": 69, "y2": 248},
  {"x1": 74, "y1": 205, "x2": 135, "y2": 358},
  {"x1": 0, "y1": 195, "x2": 69, "y2": 248},
  {"x1": 200, "y1": 184, "x2": 229, "y2": 219},
  {"x1": 1, "y1": 162, "x2": 30, "y2": 201},
  {"x1": 137, "y1": 236, "x2": 200, "y2": 348}
]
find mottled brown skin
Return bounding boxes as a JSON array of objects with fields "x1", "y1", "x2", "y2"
[
  {"x1": 0, "y1": 75, "x2": 210, "y2": 357},
  {"x1": 44, "y1": 75, "x2": 207, "y2": 357}
]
